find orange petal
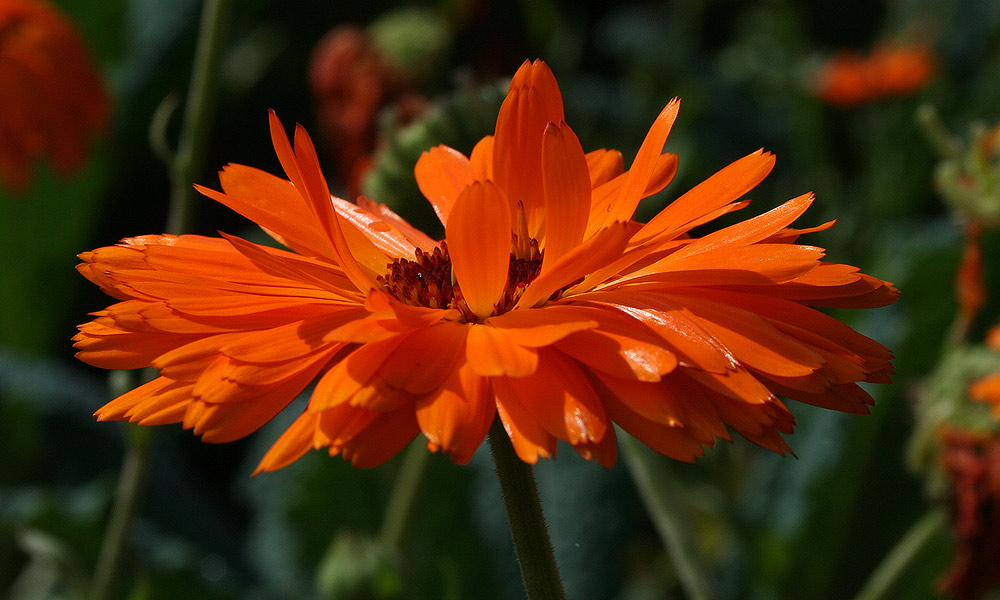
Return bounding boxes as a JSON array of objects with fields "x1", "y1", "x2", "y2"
[
  {"x1": 768, "y1": 380, "x2": 875, "y2": 415},
  {"x1": 555, "y1": 310, "x2": 678, "y2": 382},
  {"x1": 196, "y1": 164, "x2": 336, "y2": 260},
  {"x1": 95, "y1": 376, "x2": 188, "y2": 422},
  {"x1": 492, "y1": 60, "x2": 565, "y2": 238},
  {"x1": 75, "y1": 319, "x2": 198, "y2": 370},
  {"x1": 587, "y1": 152, "x2": 679, "y2": 239},
  {"x1": 679, "y1": 288, "x2": 894, "y2": 377},
  {"x1": 307, "y1": 334, "x2": 411, "y2": 412},
  {"x1": 685, "y1": 366, "x2": 776, "y2": 407},
  {"x1": 598, "y1": 293, "x2": 737, "y2": 374},
  {"x1": 605, "y1": 98, "x2": 680, "y2": 225},
  {"x1": 572, "y1": 425, "x2": 619, "y2": 467},
  {"x1": 650, "y1": 244, "x2": 827, "y2": 286},
  {"x1": 665, "y1": 291, "x2": 825, "y2": 377},
  {"x1": 187, "y1": 360, "x2": 329, "y2": 443},
  {"x1": 332, "y1": 196, "x2": 420, "y2": 259},
  {"x1": 516, "y1": 221, "x2": 631, "y2": 309},
  {"x1": 356, "y1": 197, "x2": 438, "y2": 250},
  {"x1": 336, "y1": 408, "x2": 421, "y2": 468},
  {"x1": 469, "y1": 135, "x2": 494, "y2": 180},
  {"x1": 363, "y1": 288, "x2": 458, "y2": 329},
  {"x1": 494, "y1": 377, "x2": 556, "y2": 463},
  {"x1": 254, "y1": 410, "x2": 320, "y2": 474},
  {"x1": 502, "y1": 348, "x2": 609, "y2": 445},
  {"x1": 268, "y1": 111, "x2": 377, "y2": 292},
  {"x1": 668, "y1": 193, "x2": 815, "y2": 259},
  {"x1": 219, "y1": 233, "x2": 359, "y2": 299},
  {"x1": 635, "y1": 150, "x2": 776, "y2": 244},
  {"x1": 585, "y1": 149, "x2": 624, "y2": 187},
  {"x1": 376, "y1": 322, "x2": 468, "y2": 394},
  {"x1": 446, "y1": 180, "x2": 512, "y2": 319},
  {"x1": 415, "y1": 145, "x2": 474, "y2": 227},
  {"x1": 540, "y1": 121, "x2": 591, "y2": 268},
  {"x1": 484, "y1": 305, "x2": 599, "y2": 347},
  {"x1": 214, "y1": 311, "x2": 360, "y2": 362},
  {"x1": 592, "y1": 372, "x2": 683, "y2": 425},
  {"x1": 416, "y1": 363, "x2": 495, "y2": 463},
  {"x1": 466, "y1": 324, "x2": 538, "y2": 378},
  {"x1": 603, "y1": 396, "x2": 708, "y2": 462}
]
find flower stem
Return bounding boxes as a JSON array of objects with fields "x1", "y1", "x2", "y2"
[
  {"x1": 166, "y1": 0, "x2": 232, "y2": 235},
  {"x1": 378, "y1": 439, "x2": 431, "y2": 552},
  {"x1": 87, "y1": 372, "x2": 154, "y2": 600},
  {"x1": 620, "y1": 433, "x2": 714, "y2": 600},
  {"x1": 89, "y1": 1, "x2": 231, "y2": 596},
  {"x1": 851, "y1": 508, "x2": 947, "y2": 600},
  {"x1": 487, "y1": 419, "x2": 567, "y2": 600}
]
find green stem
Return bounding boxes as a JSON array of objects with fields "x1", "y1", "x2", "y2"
[
  {"x1": 487, "y1": 419, "x2": 567, "y2": 600},
  {"x1": 89, "y1": 2, "x2": 231, "y2": 596},
  {"x1": 378, "y1": 440, "x2": 431, "y2": 552},
  {"x1": 620, "y1": 433, "x2": 714, "y2": 600},
  {"x1": 87, "y1": 372, "x2": 155, "y2": 600},
  {"x1": 851, "y1": 508, "x2": 947, "y2": 600},
  {"x1": 166, "y1": 0, "x2": 232, "y2": 235}
]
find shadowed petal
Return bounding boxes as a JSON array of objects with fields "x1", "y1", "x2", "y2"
[
  {"x1": 516, "y1": 221, "x2": 631, "y2": 309},
  {"x1": 416, "y1": 363, "x2": 495, "y2": 463},
  {"x1": 494, "y1": 377, "x2": 557, "y2": 463},
  {"x1": 466, "y1": 324, "x2": 538, "y2": 378},
  {"x1": 501, "y1": 348, "x2": 609, "y2": 446},
  {"x1": 415, "y1": 145, "x2": 474, "y2": 227}
]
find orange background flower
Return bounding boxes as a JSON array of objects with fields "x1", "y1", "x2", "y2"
[
  {"x1": 814, "y1": 42, "x2": 935, "y2": 107},
  {"x1": 0, "y1": 0, "x2": 108, "y2": 191}
]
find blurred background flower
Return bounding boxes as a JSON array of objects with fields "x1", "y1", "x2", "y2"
[
  {"x1": 0, "y1": 0, "x2": 108, "y2": 192},
  {"x1": 812, "y1": 41, "x2": 936, "y2": 108}
]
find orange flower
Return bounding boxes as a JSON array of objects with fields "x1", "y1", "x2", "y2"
[
  {"x1": 815, "y1": 42, "x2": 935, "y2": 107},
  {"x1": 956, "y1": 223, "x2": 986, "y2": 339},
  {"x1": 970, "y1": 327, "x2": 1000, "y2": 419},
  {"x1": 0, "y1": 0, "x2": 108, "y2": 191},
  {"x1": 75, "y1": 60, "x2": 897, "y2": 472},
  {"x1": 309, "y1": 26, "x2": 427, "y2": 197}
]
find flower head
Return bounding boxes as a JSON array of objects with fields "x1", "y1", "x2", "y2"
[
  {"x1": 75, "y1": 60, "x2": 897, "y2": 472},
  {"x1": 814, "y1": 42, "x2": 935, "y2": 107},
  {"x1": 936, "y1": 428, "x2": 1000, "y2": 600},
  {"x1": 970, "y1": 327, "x2": 1000, "y2": 419},
  {"x1": 308, "y1": 25, "x2": 427, "y2": 197},
  {"x1": 0, "y1": 0, "x2": 108, "y2": 191}
]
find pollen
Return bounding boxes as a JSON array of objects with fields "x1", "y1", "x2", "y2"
[
  {"x1": 378, "y1": 238, "x2": 544, "y2": 320},
  {"x1": 378, "y1": 244, "x2": 459, "y2": 311}
]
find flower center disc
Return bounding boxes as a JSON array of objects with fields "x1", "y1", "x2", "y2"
[{"x1": 378, "y1": 241, "x2": 543, "y2": 320}]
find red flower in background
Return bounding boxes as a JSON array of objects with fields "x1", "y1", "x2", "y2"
[
  {"x1": 309, "y1": 26, "x2": 427, "y2": 197},
  {"x1": 0, "y1": 0, "x2": 108, "y2": 191},
  {"x1": 815, "y1": 42, "x2": 935, "y2": 107},
  {"x1": 937, "y1": 428, "x2": 1000, "y2": 600}
]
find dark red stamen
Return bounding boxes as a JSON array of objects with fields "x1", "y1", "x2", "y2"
[{"x1": 379, "y1": 238, "x2": 547, "y2": 321}]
